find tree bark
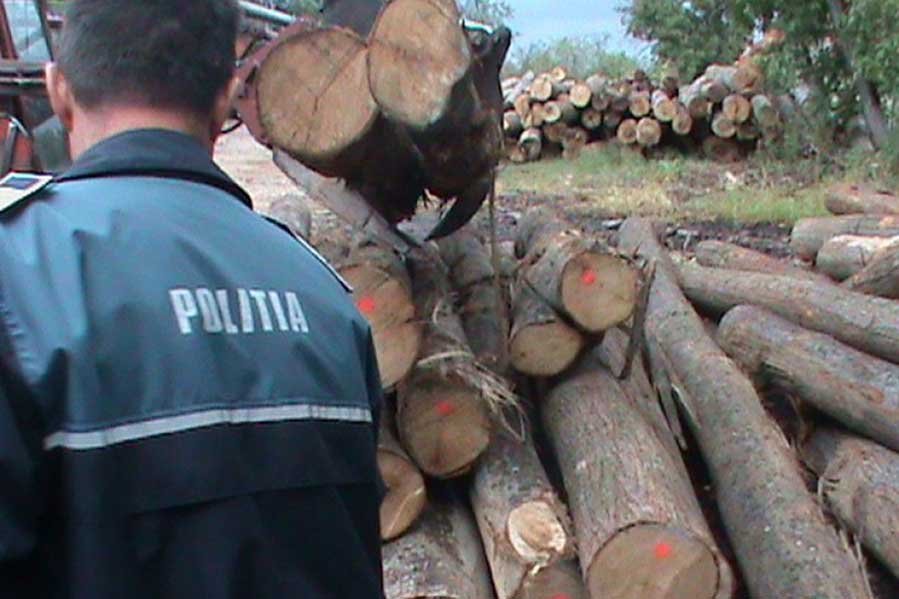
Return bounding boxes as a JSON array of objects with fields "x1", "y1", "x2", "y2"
[
  {"x1": 471, "y1": 429, "x2": 575, "y2": 599},
  {"x1": 618, "y1": 217, "x2": 870, "y2": 599},
  {"x1": 678, "y1": 262, "x2": 899, "y2": 364},
  {"x1": 826, "y1": 183, "x2": 899, "y2": 216},
  {"x1": 397, "y1": 249, "x2": 491, "y2": 478},
  {"x1": 718, "y1": 305, "x2": 899, "y2": 452},
  {"x1": 543, "y1": 357, "x2": 732, "y2": 599},
  {"x1": 816, "y1": 235, "x2": 898, "y2": 280},
  {"x1": 791, "y1": 215, "x2": 899, "y2": 260},
  {"x1": 802, "y1": 427, "x2": 899, "y2": 580},
  {"x1": 695, "y1": 240, "x2": 829, "y2": 283},
  {"x1": 515, "y1": 560, "x2": 588, "y2": 599},
  {"x1": 383, "y1": 496, "x2": 495, "y2": 599},
  {"x1": 379, "y1": 406, "x2": 427, "y2": 541},
  {"x1": 844, "y1": 241, "x2": 899, "y2": 299}
]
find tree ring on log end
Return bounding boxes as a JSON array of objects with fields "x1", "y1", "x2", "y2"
[
  {"x1": 378, "y1": 449, "x2": 427, "y2": 541},
  {"x1": 508, "y1": 502, "x2": 570, "y2": 563},
  {"x1": 510, "y1": 322, "x2": 584, "y2": 377},
  {"x1": 589, "y1": 524, "x2": 719, "y2": 599},
  {"x1": 256, "y1": 27, "x2": 378, "y2": 166},
  {"x1": 561, "y1": 253, "x2": 639, "y2": 333}
]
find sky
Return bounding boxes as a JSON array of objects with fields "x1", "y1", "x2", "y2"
[{"x1": 506, "y1": 0, "x2": 648, "y2": 58}]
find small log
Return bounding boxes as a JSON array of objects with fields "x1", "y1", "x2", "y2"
[
  {"x1": 617, "y1": 119, "x2": 638, "y2": 145},
  {"x1": 705, "y1": 64, "x2": 759, "y2": 93},
  {"x1": 619, "y1": 218, "x2": 871, "y2": 599},
  {"x1": 543, "y1": 123, "x2": 569, "y2": 145},
  {"x1": 528, "y1": 103, "x2": 546, "y2": 128},
  {"x1": 580, "y1": 107, "x2": 603, "y2": 130},
  {"x1": 471, "y1": 430, "x2": 575, "y2": 599},
  {"x1": 678, "y1": 262, "x2": 899, "y2": 364},
  {"x1": 556, "y1": 94, "x2": 580, "y2": 125},
  {"x1": 504, "y1": 111, "x2": 524, "y2": 138},
  {"x1": 541, "y1": 101, "x2": 562, "y2": 125},
  {"x1": 397, "y1": 250, "x2": 491, "y2": 478},
  {"x1": 516, "y1": 560, "x2": 588, "y2": 599},
  {"x1": 509, "y1": 280, "x2": 584, "y2": 378},
  {"x1": 569, "y1": 81, "x2": 593, "y2": 109},
  {"x1": 711, "y1": 112, "x2": 737, "y2": 138},
  {"x1": 266, "y1": 194, "x2": 313, "y2": 240},
  {"x1": 718, "y1": 305, "x2": 899, "y2": 452},
  {"x1": 701, "y1": 79, "x2": 729, "y2": 103},
  {"x1": 803, "y1": 427, "x2": 899, "y2": 579},
  {"x1": 826, "y1": 183, "x2": 899, "y2": 215},
  {"x1": 336, "y1": 242, "x2": 422, "y2": 388},
  {"x1": 791, "y1": 215, "x2": 899, "y2": 260},
  {"x1": 518, "y1": 128, "x2": 543, "y2": 163},
  {"x1": 680, "y1": 80, "x2": 712, "y2": 119},
  {"x1": 503, "y1": 72, "x2": 535, "y2": 110},
  {"x1": 549, "y1": 66, "x2": 568, "y2": 83},
  {"x1": 845, "y1": 241, "x2": 899, "y2": 299},
  {"x1": 651, "y1": 90, "x2": 677, "y2": 122},
  {"x1": 671, "y1": 103, "x2": 693, "y2": 135},
  {"x1": 379, "y1": 407, "x2": 427, "y2": 541},
  {"x1": 816, "y1": 235, "x2": 898, "y2": 280},
  {"x1": 629, "y1": 91, "x2": 652, "y2": 118},
  {"x1": 722, "y1": 94, "x2": 752, "y2": 123},
  {"x1": 543, "y1": 357, "x2": 731, "y2": 599},
  {"x1": 514, "y1": 94, "x2": 532, "y2": 120},
  {"x1": 750, "y1": 95, "x2": 780, "y2": 129},
  {"x1": 383, "y1": 497, "x2": 494, "y2": 599},
  {"x1": 695, "y1": 240, "x2": 828, "y2": 283},
  {"x1": 609, "y1": 82, "x2": 632, "y2": 112},
  {"x1": 636, "y1": 117, "x2": 663, "y2": 148},
  {"x1": 529, "y1": 76, "x2": 555, "y2": 102}
]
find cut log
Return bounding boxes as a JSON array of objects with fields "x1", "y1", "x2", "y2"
[
  {"x1": 826, "y1": 183, "x2": 899, "y2": 215},
  {"x1": 677, "y1": 262, "x2": 899, "y2": 364},
  {"x1": 518, "y1": 128, "x2": 543, "y2": 163},
  {"x1": 705, "y1": 64, "x2": 759, "y2": 93},
  {"x1": 383, "y1": 497, "x2": 494, "y2": 599},
  {"x1": 609, "y1": 82, "x2": 632, "y2": 112},
  {"x1": 336, "y1": 242, "x2": 422, "y2": 388},
  {"x1": 569, "y1": 81, "x2": 593, "y2": 109},
  {"x1": 790, "y1": 215, "x2": 899, "y2": 260},
  {"x1": 561, "y1": 127, "x2": 589, "y2": 161},
  {"x1": 396, "y1": 249, "x2": 491, "y2": 478},
  {"x1": 541, "y1": 101, "x2": 562, "y2": 125},
  {"x1": 802, "y1": 427, "x2": 899, "y2": 579},
  {"x1": 543, "y1": 357, "x2": 731, "y2": 599},
  {"x1": 718, "y1": 305, "x2": 899, "y2": 452},
  {"x1": 816, "y1": 235, "x2": 899, "y2": 280},
  {"x1": 844, "y1": 241, "x2": 899, "y2": 299},
  {"x1": 603, "y1": 110, "x2": 623, "y2": 130},
  {"x1": 701, "y1": 79, "x2": 729, "y2": 103},
  {"x1": 695, "y1": 240, "x2": 829, "y2": 284},
  {"x1": 617, "y1": 119, "x2": 638, "y2": 145},
  {"x1": 256, "y1": 27, "x2": 378, "y2": 170},
  {"x1": 379, "y1": 406, "x2": 427, "y2": 541},
  {"x1": 516, "y1": 560, "x2": 588, "y2": 599},
  {"x1": 671, "y1": 103, "x2": 693, "y2": 136},
  {"x1": 514, "y1": 93, "x2": 532, "y2": 120},
  {"x1": 542, "y1": 123, "x2": 569, "y2": 145},
  {"x1": 503, "y1": 72, "x2": 535, "y2": 110},
  {"x1": 618, "y1": 218, "x2": 870, "y2": 599},
  {"x1": 629, "y1": 91, "x2": 652, "y2": 118},
  {"x1": 722, "y1": 94, "x2": 751, "y2": 124},
  {"x1": 661, "y1": 64, "x2": 680, "y2": 94},
  {"x1": 651, "y1": 90, "x2": 677, "y2": 122},
  {"x1": 266, "y1": 193, "x2": 313, "y2": 240},
  {"x1": 580, "y1": 107, "x2": 603, "y2": 130},
  {"x1": 503, "y1": 111, "x2": 524, "y2": 138},
  {"x1": 680, "y1": 81, "x2": 712, "y2": 119},
  {"x1": 636, "y1": 117, "x2": 663, "y2": 148},
  {"x1": 529, "y1": 76, "x2": 555, "y2": 103},
  {"x1": 585, "y1": 73, "x2": 607, "y2": 96},
  {"x1": 549, "y1": 66, "x2": 568, "y2": 83},
  {"x1": 711, "y1": 112, "x2": 737, "y2": 138},
  {"x1": 527, "y1": 103, "x2": 546, "y2": 128},
  {"x1": 750, "y1": 95, "x2": 779, "y2": 129},
  {"x1": 439, "y1": 229, "x2": 509, "y2": 374},
  {"x1": 556, "y1": 94, "x2": 580, "y2": 125},
  {"x1": 509, "y1": 279, "x2": 584, "y2": 377},
  {"x1": 471, "y1": 430, "x2": 575, "y2": 599}
]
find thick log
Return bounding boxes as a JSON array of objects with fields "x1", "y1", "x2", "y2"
[
  {"x1": 711, "y1": 112, "x2": 737, "y2": 138},
  {"x1": 826, "y1": 183, "x2": 899, "y2": 215},
  {"x1": 636, "y1": 117, "x2": 663, "y2": 148},
  {"x1": 529, "y1": 76, "x2": 555, "y2": 103},
  {"x1": 722, "y1": 94, "x2": 751, "y2": 124},
  {"x1": 256, "y1": 27, "x2": 378, "y2": 170},
  {"x1": 678, "y1": 262, "x2": 899, "y2": 364},
  {"x1": 609, "y1": 81, "x2": 632, "y2": 112},
  {"x1": 791, "y1": 215, "x2": 899, "y2": 260},
  {"x1": 379, "y1": 406, "x2": 427, "y2": 541},
  {"x1": 397, "y1": 250, "x2": 491, "y2": 478},
  {"x1": 265, "y1": 193, "x2": 313, "y2": 240},
  {"x1": 336, "y1": 242, "x2": 422, "y2": 388},
  {"x1": 651, "y1": 90, "x2": 677, "y2": 122},
  {"x1": 705, "y1": 64, "x2": 760, "y2": 93},
  {"x1": 503, "y1": 111, "x2": 524, "y2": 138},
  {"x1": 816, "y1": 235, "x2": 898, "y2": 280},
  {"x1": 509, "y1": 280, "x2": 584, "y2": 377},
  {"x1": 618, "y1": 218, "x2": 870, "y2": 599},
  {"x1": 543, "y1": 357, "x2": 731, "y2": 599},
  {"x1": 569, "y1": 81, "x2": 593, "y2": 109},
  {"x1": 803, "y1": 427, "x2": 899, "y2": 579},
  {"x1": 580, "y1": 107, "x2": 603, "y2": 130},
  {"x1": 617, "y1": 119, "x2": 638, "y2": 145},
  {"x1": 671, "y1": 103, "x2": 693, "y2": 136},
  {"x1": 845, "y1": 241, "x2": 899, "y2": 299},
  {"x1": 629, "y1": 91, "x2": 652, "y2": 118},
  {"x1": 518, "y1": 128, "x2": 542, "y2": 162},
  {"x1": 503, "y1": 72, "x2": 534, "y2": 109},
  {"x1": 556, "y1": 94, "x2": 580, "y2": 125},
  {"x1": 526, "y1": 103, "x2": 545, "y2": 129},
  {"x1": 439, "y1": 229, "x2": 509, "y2": 373},
  {"x1": 701, "y1": 79, "x2": 729, "y2": 104},
  {"x1": 383, "y1": 497, "x2": 494, "y2": 599},
  {"x1": 750, "y1": 95, "x2": 780, "y2": 129},
  {"x1": 680, "y1": 81, "x2": 712, "y2": 119},
  {"x1": 695, "y1": 240, "x2": 829, "y2": 283},
  {"x1": 471, "y1": 430, "x2": 575, "y2": 599},
  {"x1": 541, "y1": 101, "x2": 562, "y2": 125},
  {"x1": 516, "y1": 560, "x2": 587, "y2": 599},
  {"x1": 718, "y1": 305, "x2": 899, "y2": 452}
]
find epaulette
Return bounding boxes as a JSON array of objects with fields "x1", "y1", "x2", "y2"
[
  {"x1": 0, "y1": 172, "x2": 53, "y2": 214},
  {"x1": 264, "y1": 215, "x2": 354, "y2": 294}
]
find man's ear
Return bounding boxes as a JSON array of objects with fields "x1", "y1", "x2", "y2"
[
  {"x1": 209, "y1": 76, "x2": 241, "y2": 147},
  {"x1": 45, "y1": 63, "x2": 75, "y2": 132}
]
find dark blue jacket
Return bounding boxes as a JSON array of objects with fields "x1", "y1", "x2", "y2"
[{"x1": 0, "y1": 129, "x2": 384, "y2": 598}]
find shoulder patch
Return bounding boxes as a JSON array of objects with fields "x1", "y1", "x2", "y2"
[{"x1": 0, "y1": 173, "x2": 53, "y2": 214}]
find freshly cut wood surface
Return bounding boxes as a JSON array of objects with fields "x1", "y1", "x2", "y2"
[
  {"x1": 544, "y1": 357, "x2": 730, "y2": 599},
  {"x1": 791, "y1": 214, "x2": 899, "y2": 260},
  {"x1": 678, "y1": 261, "x2": 899, "y2": 364},
  {"x1": 397, "y1": 250, "x2": 490, "y2": 478},
  {"x1": 617, "y1": 119, "x2": 638, "y2": 145},
  {"x1": 580, "y1": 107, "x2": 603, "y2": 130},
  {"x1": 803, "y1": 427, "x2": 899, "y2": 580},
  {"x1": 718, "y1": 305, "x2": 899, "y2": 452},
  {"x1": 695, "y1": 240, "x2": 828, "y2": 283},
  {"x1": 711, "y1": 112, "x2": 737, "y2": 138},
  {"x1": 337, "y1": 242, "x2": 422, "y2": 388},
  {"x1": 509, "y1": 281, "x2": 584, "y2": 377},
  {"x1": 257, "y1": 27, "x2": 378, "y2": 168},
  {"x1": 383, "y1": 497, "x2": 494, "y2": 599},
  {"x1": 471, "y1": 430, "x2": 574, "y2": 599},
  {"x1": 636, "y1": 117, "x2": 663, "y2": 147},
  {"x1": 722, "y1": 94, "x2": 751, "y2": 123},
  {"x1": 619, "y1": 218, "x2": 870, "y2": 599},
  {"x1": 569, "y1": 81, "x2": 593, "y2": 108},
  {"x1": 651, "y1": 89, "x2": 677, "y2": 122},
  {"x1": 379, "y1": 407, "x2": 427, "y2": 541},
  {"x1": 816, "y1": 235, "x2": 898, "y2": 280},
  {"x1": 825, "y1": 183, "x2": 899, "y2": 215},
  {"x1": 845, "y1": 241, "x2": 899, "y2": 299},
  {"x1": 629, "y1": 91, "x2": 652, "y2": 118},
  {"x1": 671, "y1": 104, "x2": 694, "y2": 135}
]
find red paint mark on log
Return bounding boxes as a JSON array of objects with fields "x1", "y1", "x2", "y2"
[
  {"x1": 357, "y1": 297, "x2": 377, "y2": 315},
  {"x1": 435, "y1": 401, "x2": 457, "y2": 417},
  {"x1": 655, "y1": 542, "x2": 673, "y2": 559},
  {"x1": 581, "y1": 269, "x2": 597, "y2": 286}
]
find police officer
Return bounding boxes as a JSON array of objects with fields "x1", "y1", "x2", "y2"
[{"x1": 0, "y1": 1, "x2": 384, "y2": 597}]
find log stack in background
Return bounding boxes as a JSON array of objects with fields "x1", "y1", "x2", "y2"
[{"x1": 502, "y1": 59, "x2": 783, "y2": 164}]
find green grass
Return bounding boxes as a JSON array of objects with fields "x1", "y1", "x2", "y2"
[{"x1": 497, "y1": 144, "x2": 843, "y2": 225}]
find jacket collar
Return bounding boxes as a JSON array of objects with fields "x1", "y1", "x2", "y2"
[{"x1": 55, "y1": 129, "x2": 253, "y2": 209}]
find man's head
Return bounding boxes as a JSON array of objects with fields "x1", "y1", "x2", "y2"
[{"x1": 47, "y1": 0, "x2": 240, "y2": 157}]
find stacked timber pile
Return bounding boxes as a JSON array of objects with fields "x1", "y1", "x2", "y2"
[
  {"x1": 502, "y1": 60, "x2": 783, "y2": 163},
  {"x1": 271, "y1": 194, "x2": 899, "y2": 598}
]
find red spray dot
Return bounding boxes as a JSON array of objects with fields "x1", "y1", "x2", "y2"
[
  {"x1": 581, "y1": 269, "x2": 597, "y2": 286},
  {"x1": 357, "y1": 297, "x2": 377, "y2": 315},
  {"x1": 551, "y1": 594, "x2": 571, "y2": 599},
  {"x1": 435, "y1": 401, "x2": 457, "y2": 417},
  {"x1": 655, "y1": 542, "x2": 673, "y2": 559}
]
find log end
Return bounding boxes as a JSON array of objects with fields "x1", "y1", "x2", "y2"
[
  {"x1": 508, "y1": 501, "x2": 572, "y2": 564},
  {"x1": 378, "y1": 449, "x2": 428, "y2": 541},
  {"x1": 589, "y1": 524, "x2": 720, "y2": 599},
  {"x1": 561, "y1": 252, "x2": 639, "y2": 333},
  {"x1": 510, "y1": 321, "x2": 584, "y2": 377}
]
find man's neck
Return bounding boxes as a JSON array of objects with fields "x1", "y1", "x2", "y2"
[{"x1": 69, "y1": 104, "x2": 212, "y2": 160}]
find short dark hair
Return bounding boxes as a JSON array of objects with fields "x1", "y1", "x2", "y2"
[{"x1": 58, "y1": 0, "x2": 239, "y2": 116}]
